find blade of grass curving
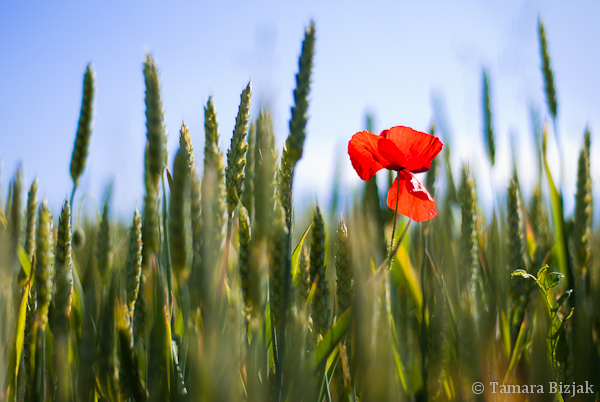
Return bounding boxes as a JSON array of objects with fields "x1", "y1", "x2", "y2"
[
  {"x1": 291, "y1": 221, "x2": 312, "y2": 281},
  {"x1": 310, "y1": 308, "x2": 351, "y2": 370},
  {"x1": 17, "y1": 244, "x2": 32, "y2": 278},
  {"x1": 6, "y1": 279, "x2": 32, "y2": 401},
  {"x1": 541, "y1": 127, "x2": 574, "y2": 301}
]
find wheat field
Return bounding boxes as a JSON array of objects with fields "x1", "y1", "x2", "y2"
[{"x1": 0, "y1": 19, "x2": 598, "y2": 402}]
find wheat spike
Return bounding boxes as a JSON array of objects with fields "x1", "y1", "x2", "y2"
[
  {"x1": 238, "y1": 204, "x2": 252, "y2": 317},
  {"x1": 144, "y1": 53, "x2": 167, "y2": 189},
  {"x1": 507, "y1": 174, "x2": 531, "y2": 344},
  {"x1": 126, "y1": 209, "x2": 143, "y2": 320},
  {"x1": 225, "y1": 81, "x2": 252, "y2": 215},
  {"x1": 538, "y1": 19, "x2": 558, "y2": 120},
  {"x1": 278, "y1": 21, "x2": 315, "y2": 233},
  {"x1": 253, "y1": 110, "x2": 278, "y2": 241},
  {"x1": 70, "y1": 64, "x2": 95, "y2": 188},
  {"x1": 53, "y1": 201, "x2": 74, "y2": 402},
  {"x1": 54, "y1": 200, "x2": 73, "y2": 320},
  {"x1": 169, "y1": 122, "x2": 193, "y2": 283},
  {"x1": 96, "y1": 198, "x2": 112, "y2": 283},
  {"x1": 8, "y1": 168, "x2": 23, "y2": 266},
  {"x1": 241, "y1": 121, "x2": 255, "y2": 219},
  {"x1": 295, "y1": 246, "x2": 310, "y2": 312},
  {"x1": 24, "y1": 179, "x2": 38, "y2": 259},
  {"x1": 268, "y1": 202, "x2": 290, "y2": 328},
  {"x1": 459, "y1": 166, "x2": 478, "y2": 281},
  {"x1": 310, "y1": 205, "x2": 329, "y2": 340},
  {"x1": 335, "y1": 217, "x2": 352, "y2": 317},
  {"x1": 35, "y1": 199, "x2": 54, "y2": 331},
  {"x1": 482, "y1": 70, "x2": 495, "y2": 165},
  {"x1": 573, "y1": 128, "x2": 592, "y2": 291}
]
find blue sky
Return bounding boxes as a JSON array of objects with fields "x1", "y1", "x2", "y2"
[{"x1": 1, "y1": 0, "x2": 598, "y2": 220}]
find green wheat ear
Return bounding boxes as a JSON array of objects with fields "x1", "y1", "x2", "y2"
[
  {"x1": 482, "y1": 70, "x2": 495, "y2": 166},
  {"x1": 268, "y1": 201, "x2": 290, "y2": 328},
  {"x1": 573, "y1": 128, "x2": 592, "y2": 288},
  {"x1": 127, "y1": 209, "x2": 143, "y2": 319},
  {"x1": 335, "y1": 216, "x2": 352, "y2": 317},
  {"x1": 458, "y1": 166, "x2": 477, "y2": 284},
  {"x1": 144, "y1": 53, "x2": 168, "y2": 190},
  {"x1": 226, "y1": 81, "x2": 252, "y2": 215},
  {"x1": 24, "y1": 179, "x2": 38, "y2": 258},
  {"x1": 70, "y1": 63, "x2": 95, "y2": 189},
  {"x1": 18, "y1": 178, "x2": 37, "y2": 285},
  {"x1": 310, "y1": 205, "x2": 329, "y2": 341},
  {"x1": 279, "y1": 21, "x2": 315, "y2": 233},
  {"x1": 35, "y1": 199, "x2": 54, "y2": 331},
  {"x1": 241, "y1": 121, "x2": 256, "y2": 219},
  {"x1": 8, "y1": 167, "x2": 23, "y2": 266},
  {"x1": 507, "y1": 173, "x2": 531, "y2": 345},
  {"x1": 458, "y1": 166, "x2": 485, "y2": 324},
  {"x1": 53, "y1": 200, "x2": 74, "y2": 402},
  {"x1": 169, "y1": 121, "x2": 193, "y2": 283},
  {"x1": 238, "y1": 204, "x2": 252, "y2": 317},
  {"x1": 54, "y1": 200, "x2": 73, "y2": 321},
  {"x1": 97, "y1": 197, "x2": 112, "y2": 283},
  {"x1": 295, "y1": 245, "x2": 310, "y2": 311},
  {"x1": 538, "y1": 19, "x2": 557, "y2": 120},
  {"x1": 253, "y1": 110, "x2": 278, "y2": 241}
]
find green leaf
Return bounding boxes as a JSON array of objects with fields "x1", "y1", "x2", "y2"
[
  {"x1": 17, "y1": 243, "x2": 32, "y2": 278},
  {"x1": 551, "y1": 289, "x2": 572, "y2": 314},
  {"x1": 536, "y1": 264, "x2": 549, "y2": 280},
  {"x1": 541, "y1": 272, "x2": 563, "y2": 291},
  {"x1": 291, "y1": 221, "x2": 312, "y2": 282},
  {"x1": 542, "y1": 130, "x2": 571, "y2": 282},
  {"x1": 6, "y1": 280, "x2": 32, "y2": 401},
  {"x1": 549, "y1": 315, "x2": 563, "y2": 340},
  {"x1": 511, "y1": 269, "x2": 535, "y2": 281},
  {"x1": 503, "y1": 319, "x2": 528, "y2": 384},
  {"x1": 511, "y1": 269, "x2": 528, "y2": 278},
  {"x1": 310, "y1": 308, "x2": 351, "y2": 370},
  {"x1": 564, "y1": 307, "x2": 574, "y2": 321}
]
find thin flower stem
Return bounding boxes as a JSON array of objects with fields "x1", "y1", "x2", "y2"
[{"x1": 388, "y1": 171, "x2": 401, "y2": 266}]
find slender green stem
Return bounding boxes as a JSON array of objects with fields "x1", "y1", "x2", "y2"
[
  {"x1": 388, "y1": 171, "x2": 401, "y2": 265},
  {"x1": 69, "y1": 185, "x2": 77, "y2": 216}
]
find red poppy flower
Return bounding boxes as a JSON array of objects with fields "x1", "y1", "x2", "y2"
[{"x1": 348, "y1": 126, "x2": 443, "y2": 222}]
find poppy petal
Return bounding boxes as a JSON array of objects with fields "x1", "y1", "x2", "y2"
[
  {"x1": 377, "y1": 137, "x2": 405, "y2": 171},
  {"x1": 386, "y1": 171, "x2": 437, "y2": 222},
  {"x1": 348, "y1": 131, "x2": 388, "y2": 181},
  {"x1": 381, "y1": 126, "x2": 443, "y2": 173}
]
